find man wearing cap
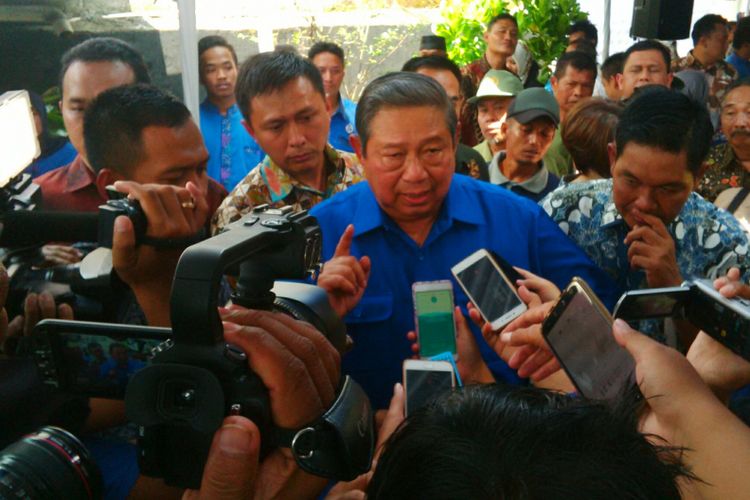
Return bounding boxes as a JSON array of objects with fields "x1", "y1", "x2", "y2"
[
  {"x1": 419, "y1": 35, "x2": 447, "y2": 57},
  {"x1": 469, "y1": 69, "x2": 523, "y2": 162},
  {"x1": 487, "y1": 88, "x2": 560, "y2": 202}
]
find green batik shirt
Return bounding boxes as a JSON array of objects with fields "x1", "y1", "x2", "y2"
[{"x1": 698, "y1": 142, "x2": 750, "y2": 202}]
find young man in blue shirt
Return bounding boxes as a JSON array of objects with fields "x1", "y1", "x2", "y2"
[
  {"x1": 311, "y1": 72, "x2": 618, "y2": 409},
  {"x1": 308, "y1": 41, "x2": 357, "y2": 153},
  {"x1": 198, "y1": 36, "x2": 264, "y2": 191}
]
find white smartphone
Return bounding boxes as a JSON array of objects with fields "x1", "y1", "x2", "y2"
[
  {"x1": 451, "y1": 249, "x2": 527, "y2": 330},
  {"x1": 402, "y1": 359, "x2": 456, "y2": 416},
  {"x1": 412, "y1": 280, "x2": 457, "y2": 358}
]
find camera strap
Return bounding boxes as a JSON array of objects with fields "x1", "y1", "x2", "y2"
[{"x1": 273, "y1": 375, "x2": 374, "y2": 481}]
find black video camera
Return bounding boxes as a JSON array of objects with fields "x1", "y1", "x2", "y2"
[{"x1": 614, "y1": 278, "x2": 750, "y2": 358}]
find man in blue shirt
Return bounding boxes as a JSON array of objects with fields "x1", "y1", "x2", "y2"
[
  {"x1": 311, "y1": 72, "x2": 618, "y2": 409},
  {"x1": 198, "y1": 36, "x2": 264, "y2": 191},
  {"x1": 727, "y1": 18, "x2": 750, "y2": 80},
  {"x1": 308, "y1": 42, "x2": 357, "y2": 153}
]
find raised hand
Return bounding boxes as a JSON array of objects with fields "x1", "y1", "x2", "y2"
[{"x1": 317, "y1": 225, "x2": 371, "y2": 317}]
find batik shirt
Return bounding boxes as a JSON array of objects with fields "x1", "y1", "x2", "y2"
[
  {"x1": 211, "y1": 145, "x2": 363, "y2": 233},
  {"x1": 699, "y1": 142, "x2": 750, "y2": 202},
  {"x1": 541, "y1": 179, "x2": 750, "y2": 293},
  {"x1": 672, "y1": 50, "x2": 738, "y2": 118}
]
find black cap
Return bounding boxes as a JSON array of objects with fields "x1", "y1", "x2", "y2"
[{"x1": 420, "y1": 35, "x2": 447, "y2": 52}]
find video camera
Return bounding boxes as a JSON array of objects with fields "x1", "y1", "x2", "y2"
[
  {"x1": 20, "y1": 204, "x2": 374, "y2": 489},
  {"x1": 614, "y1": 278, "x2": 750, "y2": 359}
]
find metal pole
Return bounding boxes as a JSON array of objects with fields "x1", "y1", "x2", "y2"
[
  {"x1": 177, "y1": 0, "x2": 200, "y2": 122},
  {"x1": 603, "y1": 0, "x2": 611, "y2": 60}
]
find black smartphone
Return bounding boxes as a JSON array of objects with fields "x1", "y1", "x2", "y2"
[
  {"x1": 28, "y1": 319, "x2": 171, "y2": 399},
  {"x1": 403, "y1": 359, "x2": 456, "y2": 416},
  {"x1": 543, "y1": 278, "x2": 635, "y2": 400}
]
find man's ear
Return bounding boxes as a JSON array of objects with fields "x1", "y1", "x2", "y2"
[
  {"x1": 694, "y1": 161, "x2": 709, "y2": 186},
  {"x1": 483, "y1": 30, "x2": 490, "y2": 45},
  {"x1": 614, "y1": 73, "x2": 623, "y2": 91},
  {"x1": 665, "y1": 72, "x2": 674, "y2": 88},
  {"x1": 242, "y1": 119, "x2": 257, "y2": 141},
  {"x1": 550, "y1": 75, "x2": 559, "y2": 92},
  {"x1": 95, "y1": 168, "x2": 123, "y2": 201},
  {"x1": 351, "y1": 135, "x2": 364, "y2": 161},
  {"x1": 607, "y1": 141, "x2": 617, "y2": 176}
]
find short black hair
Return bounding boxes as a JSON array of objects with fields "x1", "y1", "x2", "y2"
[
  {"x1": 356, "y1": 72, "x2": 456, "y2": 156},
  {"x1": 59, "y1": 37, "x2": 150, "y2": 93},
  {"x1": 733, "y1": 17, "x2": 750, "y2": 50},
  {"x1": 401, "y1": 56, "x2": 462, "y2": 89},
  {"x1": 84, "y1": 84, "x2": 191, "y2": 175},
  {"x1": 615, "y1": 86, "x2": 712, "y2": 175},
  {"x1": 624, "y1": 39, "x2": 671, "y2": 70},
  {"x1": 198, "y1": 35, "x2": 238, "y2": 64},
  {"x1": 568, "y1": 19, "x2": 598, "y2": 45},
  {"x1": 566, "y1": 39, "x2": 597, "y2": 60},
  {"x1": 691, "y1": 14, "x2": 728, "y2": 46},
  {"x1": 487, "y1": 13, "x2": 517, "y2": 30},
  {"x1": 235, "y1": 51, "x2": 325, "y2": 122},
  {"x1": 368, "y1": 384, "x2": 690, "y2": 499},
  {"x1": 308, "y1": 41, "x2": 345, "y2": 66},
  {"x1": 554, "y1": 50, "x2": 597, "y2": 80},
  {"x1": 601, "y1": 52, "x2": 626, "y2": 81},
  {"x1": 722, "y1": 77, "x2": 750, "y2": 104}
]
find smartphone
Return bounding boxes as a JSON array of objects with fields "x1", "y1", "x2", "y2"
[
  {"x1": 542, "y1": 278, "x2": 635, "y2": 400},
  {"x1": 613, "y1": 287, "x2": 691, "y2": 320},
  {"x1": 413, "y1": 280, "x2": 457, "y2": 358},
  {"x1": 403, "y1": 359, "x2": 456, "y2": 416},
  {"x1": 451, "y1": 249, "x2": 527, "y2": 330},
  {"x1": 28, "y1": 319, "x2": 171, "y2": 399}
]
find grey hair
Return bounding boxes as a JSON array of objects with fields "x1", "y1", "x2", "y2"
[{"x1": 355, "y1": 72, "x2": 457, "y2": 156}]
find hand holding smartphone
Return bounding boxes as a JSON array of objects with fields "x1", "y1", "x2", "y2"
[
  {"x1": 413, "y1": 280, "x2": 457, "y2": 358},
  {"x1": 403, "y1": 359, "x2": 456, "y2": 416}
]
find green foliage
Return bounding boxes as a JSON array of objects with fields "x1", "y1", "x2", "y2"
[
  {"x1": 436, "y1": 0, "x2": 588, "y2": 83},
  {"x1": 42, "y1": 86, "x2": 66, "y2": 138}
]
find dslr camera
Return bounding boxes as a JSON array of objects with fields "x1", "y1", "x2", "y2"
[{"x1": 22, "y1": 204, "x2": 374, "y2": 489}]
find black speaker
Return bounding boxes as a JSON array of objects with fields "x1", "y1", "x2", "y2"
[{"x1": 630, "y1": 0, "x2": 695, "y2": 40}]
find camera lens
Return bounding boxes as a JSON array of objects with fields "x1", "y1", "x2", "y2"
[{"x1": 0, "y1": 426, "x2": 102, "y2": 500}]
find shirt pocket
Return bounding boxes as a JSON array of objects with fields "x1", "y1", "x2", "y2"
[{"x1": 345, "y1": 292, "x2": 393, "y2": 323}]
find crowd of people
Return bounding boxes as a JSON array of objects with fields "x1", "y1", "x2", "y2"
[{"x1": 3, "y1": 9, "x2": 750, "y2": 499}]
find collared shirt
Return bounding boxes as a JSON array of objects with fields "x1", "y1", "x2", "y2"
[
  {"x1": 473, "y1": 140, "x2": 494, "y2": 163},
  {"x1": 672, "y1": 50, "x2": 738, "y2": 117},
  {"x1": 727, "y1": 51, "x2": 750, "y2": 80},
  {"x1": 25, "y1": 140, "x2": 78, "y2": 179},
  {"x1": 488, "y1": 152, "x2": 560, "y2": 202},
  {"x1": 699, "y1": 142, "x2": 750, "y2": 202},
  {"x1": 328, "y1": 97, "x2": 357, "y2": 153},
  {"x1": 310, "y1": 174, "x2": 619, "y2": 409},
  {"x1": 35, "y1": 155, "x2": 103, "y2": 212},
  {"x1": 200, "y1": 100, "x2": 265, "y2": 192},
  {"x1": 540, "y1": 179, "x2": 750, "y2": 294},
  {"x1": 543, "y1": 128, "x2": 574, "y2": 177},
  {"x1": 211, "y1": 145, "x2": 363, "y2": 233}
]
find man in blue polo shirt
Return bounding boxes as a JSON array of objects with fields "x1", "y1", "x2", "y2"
[
  {"x1": 308, "y1": 41, "x2": 357, "y2": 153},
  {"x1": 311, "y1": 72, "x2": 618, "y2": 409},
  {"x1": 198, "y1": 36, "x2": 264, "y2": 191}
]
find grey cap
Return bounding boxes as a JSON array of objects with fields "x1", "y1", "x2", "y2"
[
  {"x1": 467, "y1": 70, "x2": 523, "y2": 104},
  {"x1": 506, "y1": 87, "x2": 560, "y2": 126}
]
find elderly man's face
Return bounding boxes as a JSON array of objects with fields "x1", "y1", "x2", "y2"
[
  {"x1": 361, "y1": 105, "x2": 455, "y2": 231},
  {"x1": 721, "y1": 85, "x2": 750, "y2": 151}
]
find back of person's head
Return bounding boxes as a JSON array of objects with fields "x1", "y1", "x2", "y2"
[
  {"x1": 401, "y1": 56, "x2": 462, "y2": 87},
  {"x1": 624, "y1": 39, "x2": 671, "y2": 69},
  {"x1": 235, "y1": 50, "x2": 324, "y2": 122},
  {"x1": 691, "y1": 14, "x2": 728, "y2": 46},
  {"x1": 198, "y1": 35, "x2": 238, "y2": 64},
  {"x1": 733, "y1": 17, "x2": 750, "y2": 50},
  {"x1": 601, "y1": 52, "x2": 626, "y2": 81},
  {"x1": 568, "y1": 19, "x2": 598, "y2": 45},
  {"x1": 59, "y1": 37, "x2": 150, "y2": 90},
  {"x1": 367, "y1": 385, "x2": 688, "y2": 499},
  {"x1": 487, "y1": 12, "x2": 517, "y2": 30},
  {"x1": 615, "y1": 86, "x2": 712, "y2": 174},
  {"x1": 84, "y1": 84, "x2": 191, "y2": 174},
  {"x1": 554, "y1": 50, "x2": 597, "y2": 79},
  {"x1": 566, "y1": 39, "x2": 597, "y2": 59},
  {"x1": 562, "y1": 98, "x2": 623, "y2": 178},
  {"x1": 308, "y1": 41, "x2": 345, "y2": 65},
  {"x1": 356, "y1": 72, "x2": 455, "y2": 156}
]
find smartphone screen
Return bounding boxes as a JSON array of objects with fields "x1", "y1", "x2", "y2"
[
  {"x1": 454, "y1": 254, "x2": 524, "y2": 327},
  {"x1": 404, "y1": 364, "x2": 455, "y2": 416},
  {"x1": 414, "y1": 284, "x2": 456, "y2": 358},
  {"x1": 613, "y1": 287, "x2": 690, "y2": 320},
  {"x1": 544, "y1": 284, "x2": 634, "y2": 400}
]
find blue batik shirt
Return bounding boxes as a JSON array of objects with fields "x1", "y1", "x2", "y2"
[
  {"x1": 541, "y1": 179, "x2": 750, "y2": 293},
  {"x1": 311, "y1": 175, "x2": 619, "y2": 409},
  {"x1": 328, "y1": 97, "x2": 357, "y2": 153},
  {"x1": 200, "y1": 100, "x2": 264, "y2": 192}
]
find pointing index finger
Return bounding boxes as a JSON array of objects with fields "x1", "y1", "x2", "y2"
[{"x1": 334, "y1": 224, "x2": 355, "y2": 258}]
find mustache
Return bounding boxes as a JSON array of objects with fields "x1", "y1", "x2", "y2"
[{"x1": 731, "y1": 129, "x2": 750, "y2": 138}]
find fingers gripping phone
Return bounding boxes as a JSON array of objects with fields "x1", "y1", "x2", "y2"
[
  {"x1": 451, "y1": 249, "x2": 527, "y2": 331},
  {"x1": 413, "y1": 280, "x2": 457, "y2": 358},
  {"x1": 542, "y1": 278, "x2": 635, "y2": 400},
  {"x1": 403, "y1": 359, "x2": 456, "y2": 416}
]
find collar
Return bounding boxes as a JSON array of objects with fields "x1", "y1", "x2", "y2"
[
  {"x1": 350, "y1": 175, "x2": 485, "y2": 239},
  {"x1": 490, "y1": 152, "x2": 550, "y2": 193},
  {"x1": 685, "y1": 50, "x2": 722, "y2": 72},
  {"x1": 64, "y1": 155, "x2": 97, "y2": 193},
  {"x1": 259, "y1": 145, "x2": 342, "y2": 202},
  {"x1": 200, "y1": 99, "x2": 240, "y2": 118}
]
